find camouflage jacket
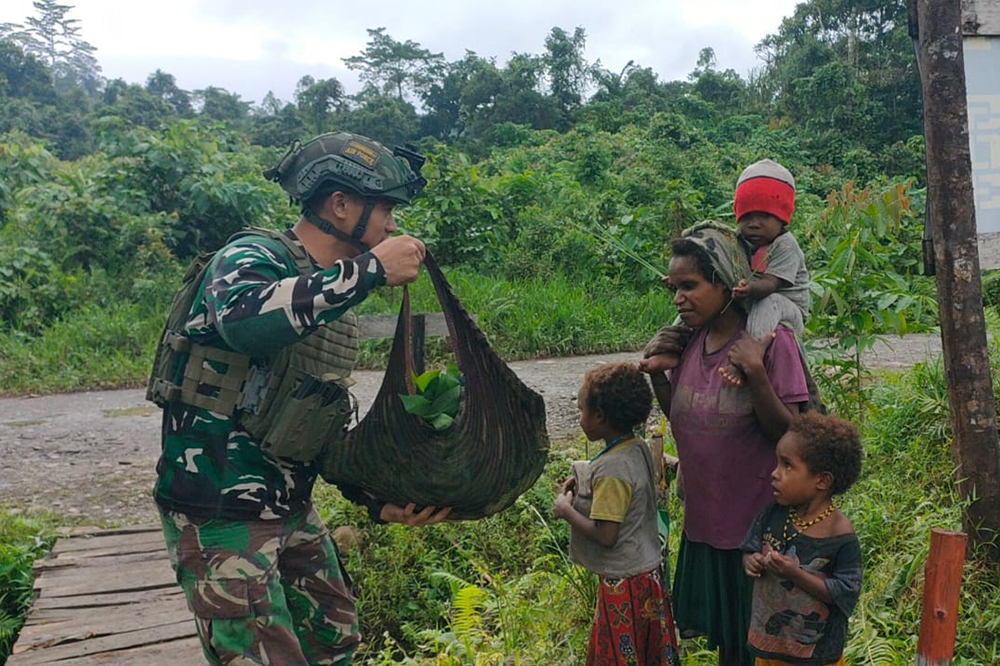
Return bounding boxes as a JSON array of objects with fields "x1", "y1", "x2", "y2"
[{"x1": 153, "y1": 229, "x2": 385, "y2": 520}]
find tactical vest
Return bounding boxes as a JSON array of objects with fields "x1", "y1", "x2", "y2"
[{"x1": 146, "y1": 228, "x2": 358, "y2": 462}]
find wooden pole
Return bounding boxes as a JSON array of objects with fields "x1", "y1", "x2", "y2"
[
  {"x1": 916, "y1": 530, "x2": 968, "y2": 665},
  {"x1": 915, "y1": 0, "x2": 1000, "y2": 560}
]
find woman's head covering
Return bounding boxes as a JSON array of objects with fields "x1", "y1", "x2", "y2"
[
  {"x1": 733, "y1": 158, "x2": 796, "y2": 225},
  {"x1": 678, "y1": 220, "x2": 751, "y2": 291}
]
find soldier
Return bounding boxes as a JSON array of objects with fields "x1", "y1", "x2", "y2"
[{"x1": 147, "y1": 132, "x2": 450, "y2": 665}]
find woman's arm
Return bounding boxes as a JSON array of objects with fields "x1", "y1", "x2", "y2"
[
  {"x1": 650, "y1": 373, "x2": 672, "y2": 415},
  {"x1": 728, "y1": 332, "x2": 800, "y2": 440}
]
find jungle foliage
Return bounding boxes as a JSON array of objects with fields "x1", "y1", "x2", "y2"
[{"x1": 0, "y1": 0, "x2": 938, "y2": 390}]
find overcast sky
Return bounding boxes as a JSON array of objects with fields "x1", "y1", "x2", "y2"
[{"x1": 3, "y1": 0, "x2": 802, "y2": 106}]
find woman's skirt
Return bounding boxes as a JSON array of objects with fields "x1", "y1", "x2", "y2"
[
  {"x1": 586, "y1": 567, "x2": 681, "y2": 666},
  {"x1": 672, "y1": 533, "x2": 755, "y2": 665}
]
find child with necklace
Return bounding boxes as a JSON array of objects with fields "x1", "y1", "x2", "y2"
[
  {"x1": 554, "y1": 362, "x2": 681, "y2": 665},
  {"x1": 741, "y1": 412, "x2": 864, "y2": 666}
]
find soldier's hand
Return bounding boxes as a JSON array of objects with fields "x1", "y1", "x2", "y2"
[
  {"x1": 371, "y1": 235, "x2": 426, "y2": 286},
  {"x1": 380, "y1": 502, "x2": 451, "y2": 526}
]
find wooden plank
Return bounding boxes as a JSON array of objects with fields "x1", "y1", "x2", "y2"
[
  {"x1": 42, "y1": 637, "x2": 204, "y2": 665},
  {"x1": 963, "y1": 0, "x2": 1000, "y2": 34},
  {"x1": 29, "y1": 587, "x2": 184, "y2": 612},
  {"x1": 52, "y1": 531, "x2": 165, "y2": 555},
  {"x1": 55, "y1": 525, "x2": 160, "y2": 538},
  {"x1": 35, "y1": 567, "x2": 176, "y2": 598},
  {"x1": 35, "y1": 549, "x2": 168, "y2": 573},
  {"x1": 23, "y1": 596, "x2": 186, "y2": 630},
  {"x1": 7, "y1": 620, "x2": 195, "y2": 665},
  {"x1": 42, "y1": 541, "x2": 167, "y2": 562},
  {"x1": 35, "y1": 558, "x2": 172, "y2": 586},
  {"x1": 357, "y1": 312, "x2": 475, "y2": 340},
  {"x1": 16, "y1": 604, "x2": 192, "y2": 651}
]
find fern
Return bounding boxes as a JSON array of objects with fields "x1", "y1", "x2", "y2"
[{"x1": 450, "y1": 585, "x2": 487, "y2": 639}]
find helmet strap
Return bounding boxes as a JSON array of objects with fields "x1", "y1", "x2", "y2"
[
  {"x1": 352, "y1": 199, "x2": 376, "y2": 247},
  {"x1": 305, "y1": 210, "x2": 371, "y2": 253}
]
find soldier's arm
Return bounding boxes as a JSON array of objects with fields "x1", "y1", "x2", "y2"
[{"x1": 203, "y1": 239, "x2": 386, "y2": 355}]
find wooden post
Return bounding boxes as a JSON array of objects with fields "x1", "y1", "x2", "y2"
[
  {"x1": 915, "y1": 0, "x2": 1000, "y2": 560},
  {"x1": 916, "y1": 530, "x2": 968, "y2": 665}
]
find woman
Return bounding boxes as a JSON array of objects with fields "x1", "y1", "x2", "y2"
[{"x1": 643, "y1": 222, "x2": 810, "y2": 666}]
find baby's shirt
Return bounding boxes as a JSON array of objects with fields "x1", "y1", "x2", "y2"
[
  {"x1": 568, "y1": 438, "x2": 662, "y2": 579},
  {"x1": 744, "y1": 232, "x2": 810, "y2": 319},
  {"x1": 741, "y1": 503, "x2": 863, "y2": 665}
]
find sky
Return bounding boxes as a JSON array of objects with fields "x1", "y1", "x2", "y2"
[{"x1": 2, "y1": 0, "x2": 802, "y2": 107}]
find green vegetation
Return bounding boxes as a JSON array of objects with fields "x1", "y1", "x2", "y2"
[
  {"x1": 400, "y1": 365, "x2": 463, "y2": 430},
  {"x1": 3, "y1": 0, "x2": 998, "y2": 663},
  {"x1": 0, "y1": 514, "x2": 56, "y2": 663}
]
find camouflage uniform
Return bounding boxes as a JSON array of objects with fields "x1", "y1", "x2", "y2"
[{"x1": 154, "y1": 229, "x2": 384, "y2": 665}]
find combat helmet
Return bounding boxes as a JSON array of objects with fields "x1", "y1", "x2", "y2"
[{"x1": 264, "y1": 131, "x2": 427, "y2": 250}]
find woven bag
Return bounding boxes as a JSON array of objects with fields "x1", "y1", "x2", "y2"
[{"x1": 321, "y1": 253, "x2": 550, "y2": 520}]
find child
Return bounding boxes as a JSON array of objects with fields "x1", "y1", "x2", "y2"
[
  {"x1": 553, "y1": 362, "x2": 681, "y2": 666},
  {"x1": 641, "y1": 158, "x2": 809, "y2": 386},
  {"x1": 741, "y1": 412, "x2": 863, "y2": 666}
]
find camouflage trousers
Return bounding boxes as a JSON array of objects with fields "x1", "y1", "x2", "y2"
[{"x1": 159, "y1": 505, "x2": 359, "y2": 665}]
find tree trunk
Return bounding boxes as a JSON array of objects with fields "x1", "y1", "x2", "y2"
[{"x1": 916, "y1": 0, "x2": 1000, "y2": 561}]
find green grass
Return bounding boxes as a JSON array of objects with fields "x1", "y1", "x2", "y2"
[
  {"x1": 5, "y1": 354, "x2": 1000, "y2": 664},
  {"x1": 0, "y1": 513, "x2": 56, "y2": 663},
  {"x1": 0, "y1": 268, "x2": 675, "y2": 395}
]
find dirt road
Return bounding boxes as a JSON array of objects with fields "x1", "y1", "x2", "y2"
[{"x1": 0, "y1": 334, "x2": 941, "y2": 525}]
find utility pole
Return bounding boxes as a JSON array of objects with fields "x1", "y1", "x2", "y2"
[{"x1": 914, "y1": 0, "x2": 1000, "y2": 560}]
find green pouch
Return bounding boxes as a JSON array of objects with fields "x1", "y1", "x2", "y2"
[{"x1": 262, "y1": 376, "x2": 351, "y2": 461}]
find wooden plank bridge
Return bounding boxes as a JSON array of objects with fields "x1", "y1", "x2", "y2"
[{"x1": 7, "y1": 525, "x2": 202, "y2": 665}]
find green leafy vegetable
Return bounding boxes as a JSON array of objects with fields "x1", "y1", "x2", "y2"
[{"x1": 399, "y1": 363, "x2": 462, "y2": 430}]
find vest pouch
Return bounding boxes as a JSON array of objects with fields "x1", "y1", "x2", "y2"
[{"x1": 256, "y1": 372, "x2": 352, "y2": 461}]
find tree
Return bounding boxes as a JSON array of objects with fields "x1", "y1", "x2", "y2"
[
  {"x1": 343, "y1": 27, "x2": 445, "y2": 102},
  {"x1": 0, "y1": 38, "x2": 56, "y2": 105},
  {"x1": 687, "y1": 46, "x2": 745, "y2": 112},
  {"x1": 294, "y1": 75, "x2": 345, "y2": 133},
  {"x1": 542, "y1": 26, "x2": 589, "y2": 123},
  {"x1": 755, "y1": 0, "x2": 921, "y2": 150},
  {"x1": 100, "y1": 78, "x2": 175, "y2": 129},
  {"x1": 339, "y1": 86, "x2": 418, "y2": 146},
  {"x1": 145, "y1": 69, "x2": 193, "y2": 117},
  {"x1": 194, "y1": 86, "x2": 250, "y2": 124},
  {"x1": 420, "y1": 51, "x2": 501, "y2": 141},
  {"x1": 4, "y1": 1, "x2": 101, "y2": 94}
]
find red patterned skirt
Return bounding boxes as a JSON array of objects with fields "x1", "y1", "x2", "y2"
[{"x1": 586, "y1": 568, "x2": 681, "y2": 666}]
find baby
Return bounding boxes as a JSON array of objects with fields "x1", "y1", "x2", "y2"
[{"x1": 643, "y1": 159, "x2": 810, "y2": 386}]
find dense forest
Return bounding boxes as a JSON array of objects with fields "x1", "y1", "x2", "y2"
[
  {"x1": 0, "y1": 0, "x2": 935, "y2": 387},
  {"x1": 6, "y1": 1, "x2": 1000, "y2": 664}
]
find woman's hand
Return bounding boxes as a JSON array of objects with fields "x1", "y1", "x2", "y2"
[
  {"x1": 380, "y1": 502, "x2": 452, "y2": 526},
  {"x1": 727, "y1": 331, "x2": 775, "y2": 378},
  {"x1": 642, "y1": 324, "x2": 693, "y2": 361}
]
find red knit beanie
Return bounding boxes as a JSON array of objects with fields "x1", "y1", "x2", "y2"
[{"x1": 733, "y1": 159, "x2": 796, "y2": 225}]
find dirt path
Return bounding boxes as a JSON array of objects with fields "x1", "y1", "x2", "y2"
[{"x1": 0, "y1": 334, "x2": 941, "y2": 525}]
